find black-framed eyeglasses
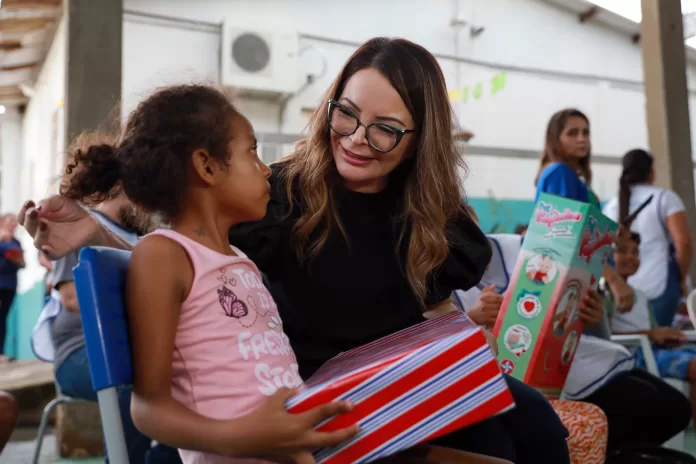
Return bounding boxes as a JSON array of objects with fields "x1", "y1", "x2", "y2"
[{"x1": 327, "y1": 99, "x2": 416, "y2": 153}]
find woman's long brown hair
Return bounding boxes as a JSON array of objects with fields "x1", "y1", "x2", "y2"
[
  {"x1": 618, "y1": 149, "x2": 653, "y2": 223},
  {"x1": 535, "y1": 108, "x2": 592, "y2": 186},
  {"x1": 277, "y1": 37, "x2": 466, "y2": 305}
]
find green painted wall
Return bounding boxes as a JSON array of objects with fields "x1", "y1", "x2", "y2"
[
  {"x1": 4, "y1": 280, "x2": 45, "y2": 360},
  {"x1": 468, "y1": 198, "x2": 536, "y2": 234}
]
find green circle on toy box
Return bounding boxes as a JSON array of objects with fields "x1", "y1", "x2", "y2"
[
  {"x1": 504, "y1": 324, "x2": 533, "y2": 357},
  {"x1": 525, "y1": 253, "x2": 558, "y2": 286},
  {"x1": 517, "y1": 294, "x2": 542, "y2": 319}
]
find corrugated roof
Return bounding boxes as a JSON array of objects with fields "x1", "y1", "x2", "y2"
[{"x1": 0, "y1": 0, "x2": 61, "y2": 105}]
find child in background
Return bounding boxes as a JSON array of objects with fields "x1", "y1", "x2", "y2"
[
  {"x1": 608, "y1": 232, "x2": 696, "y2": 423},
  {"x1": 58, "y1": 85, "x2": 505, "y2": 464}
]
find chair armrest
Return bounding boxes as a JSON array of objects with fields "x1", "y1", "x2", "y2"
[
  {"x1": 682, "y1": 330, "x2": 696, "y2": 343},
  {"x1": 611, "y1": 334, "x2": 659, "y2": 376}
]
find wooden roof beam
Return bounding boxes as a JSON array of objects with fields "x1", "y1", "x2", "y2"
[
  {"x1": 579, "y1": 6, "x2": 599, "y2": 24},
  {"x1": 1, "y1": 0, "x2": 61, "y2": 9}
]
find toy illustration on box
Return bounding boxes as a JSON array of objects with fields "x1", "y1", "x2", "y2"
[{"x1": 493, "y1": 193, "x2": 617, "y2": 398}]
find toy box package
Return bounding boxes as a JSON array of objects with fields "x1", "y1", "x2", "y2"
[
  {"x1": 287, "y1": 312, "x2": 515, "y2": 463},
  {"x1": 492, "y1": 193, "x2": 617, "y2": 397}
]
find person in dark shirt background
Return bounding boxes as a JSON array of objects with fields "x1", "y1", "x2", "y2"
[{"x1": 0, "y1": 214, "x2": 23, "y2": 363}]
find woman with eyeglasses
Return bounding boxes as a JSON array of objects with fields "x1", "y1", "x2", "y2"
[{"x1": 19, "y1": 38, "x2": 569, "y2": 463}]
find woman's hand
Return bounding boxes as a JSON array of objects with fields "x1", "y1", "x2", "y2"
[
  {"x1": 648, "y1": 328, "x2": 687, "y2": 348},
  {"x1": 606, "y1": 272, "x2": 634, "y2": 313},
  {"x1": 18, "y1": 197, "x2": 100, "y2": 259},
  {"x1": 579, "y1": 288, "x2": 604, "y2": 328},
  {"x1": 243, "y1": 388, "x2": 359, "y2": 463},
  {"x1": 467, "y1": 285, "x2": 503, "y2": 328}
]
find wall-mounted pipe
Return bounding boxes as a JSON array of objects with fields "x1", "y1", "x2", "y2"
[{"x1": 277, "y1": 44, "x2": 328, "y2": 133}]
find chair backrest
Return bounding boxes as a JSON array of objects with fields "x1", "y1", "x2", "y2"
[{"x1": 73, "y1": 247, "x2": 133, "y2": 391}]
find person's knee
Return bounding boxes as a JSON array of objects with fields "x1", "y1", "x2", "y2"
[
  {"x1": 658, "y1": 376, "x2": 692, "y2": 432},
  {"x1": 686, "y1": 358, "x2": 696, "y2": 383},
  {"x1": 0, "y1": 392, "x2": 18, "y2": 432},
  {"x1": 502, "y1": 375, "x2": 569, "y2": 439}
]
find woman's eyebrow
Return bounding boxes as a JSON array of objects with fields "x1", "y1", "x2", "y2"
[{"x1": 341, "y1": 97, "x2": 407, "y2": 126}]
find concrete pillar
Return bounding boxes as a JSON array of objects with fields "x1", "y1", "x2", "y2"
[
  {"x1": 59, "y1": 0, "x2": 123, "y2": 457},
  {"x1": 64, "y1": 0, "x2": 123, "y2": 146},
  {"x1": 640, "y1": 0, "x2": 696, "y2": 281},
  {"x1": 0, "y1": 107, "x2": 23, "y2": 214}
]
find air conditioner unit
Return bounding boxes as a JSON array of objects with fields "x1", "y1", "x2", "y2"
[{"x1": 221, "y1": 24, "x2": 299, "y2": 99}]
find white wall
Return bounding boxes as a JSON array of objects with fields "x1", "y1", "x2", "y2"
[
  {"x1": 1, "y1": 107, "x2": 24, "y2": 215},
  {"x1": 119, "y1": 0, "x2": 692, "y2": 203},
  {"x1": 16, "y1": 0, "x2": 691, "y2": 213},
  {"x1": 18, "y1": 16, "x2": 66, "y2": 291}
]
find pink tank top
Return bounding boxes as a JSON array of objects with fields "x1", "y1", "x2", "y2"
[{"x1": 150, "y1": 230, "x2": 302, "y2": 464}]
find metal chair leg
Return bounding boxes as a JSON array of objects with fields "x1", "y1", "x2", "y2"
[{"x1": 32, "y1": 397, "x2": 65, "y2": 464}]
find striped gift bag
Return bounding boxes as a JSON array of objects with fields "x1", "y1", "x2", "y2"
[{"x1": 287, "y1": 312, "x2": 515, "y2": 463}]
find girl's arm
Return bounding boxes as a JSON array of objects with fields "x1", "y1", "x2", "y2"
[
  {"x1": 615, "y1": 327, "x2": 686, "y2": 347},
  {"x1": 128, "y1": 235, "x2": 232, "y2": 453},
  {"x1": 127, "y1": 235, "x2": 357, "y2": 458},
  {"x1": 604, "y1": 266, "x2": 634, "y2": 313},
  {"x1": 665, "y1": 211, "x2": 692, "y2": 284}
]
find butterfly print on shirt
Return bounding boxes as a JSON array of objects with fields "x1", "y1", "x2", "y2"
[{"x1": 218, "y1": 286, "x2": 249, "y2": 318}]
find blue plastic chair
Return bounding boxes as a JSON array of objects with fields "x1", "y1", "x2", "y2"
[{"x1": 73, "y1": 246, "x2": 133, "y2": 464}]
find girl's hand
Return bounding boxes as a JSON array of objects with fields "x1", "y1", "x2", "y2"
[
  {"x1": 579, "y1": 288, "x2": 604, "y2": 328},
  {"x1": 243, "y1": 388, "x2": 359, "y2": 462},
  {"x1": 648, "y1": 328, "x2": 687, "y2": 348},
  {"x1": 467, "y1": 285, "x2": 503, "y2": 328},
  {"x1": 18, "y1": 197, "x2": 99, "y2": 260}
]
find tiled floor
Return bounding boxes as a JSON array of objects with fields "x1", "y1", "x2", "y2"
[
  {"x1": 1, "y1": 432, "x2": 103, "y2": 464},
  {"x1": 686, "y1": 427, "x2": 696, "y2": 455},
  {"x1": 3, "y1": 428, "x2": 696, "y2": 463}
]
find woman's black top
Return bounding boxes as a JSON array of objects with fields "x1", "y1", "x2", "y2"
[{"x1": 228, "y1": 164, "x2": 491, "y2": 378}]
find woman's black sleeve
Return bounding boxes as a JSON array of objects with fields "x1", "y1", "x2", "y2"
[{"x1": 425, "y1": 209, "x2": 492, "y2": 306}]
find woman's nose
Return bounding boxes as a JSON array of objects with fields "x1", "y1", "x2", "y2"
[{"x1": 350, "y1": 125, "x2": 368, "y2": 145}]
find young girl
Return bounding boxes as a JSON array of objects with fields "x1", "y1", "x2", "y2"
[
  {"x1": 58, "y1": 85, "x2": 508, "y2": 464},
  {"x1": 57, "y1": 85, "x2": 357, "y2": 463}
]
